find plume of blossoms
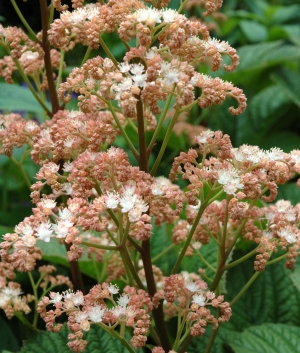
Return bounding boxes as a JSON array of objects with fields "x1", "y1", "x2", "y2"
[{"x1": 38, "y1": 283, "x2": 153, "y2": 352}]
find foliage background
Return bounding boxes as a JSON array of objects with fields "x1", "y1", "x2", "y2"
[{"x1": 1, "y1": 0, "x2": 300, "y2": 352}]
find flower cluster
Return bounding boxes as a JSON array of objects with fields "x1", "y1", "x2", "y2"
[
  {"x1": 159, "y1": 273, "x2": 231, "y2": 336},
  {"x1": 38, "y1": 283, "x2": 153, "y2": 352},
  {"x1": 0, "y1": 25, "x2": 62, "y2": 85}
]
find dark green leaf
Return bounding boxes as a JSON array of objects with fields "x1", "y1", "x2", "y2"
[
  {"x1": 21, "y1": 324, "x2": 130, "y2": 353},
  {"x1": 229, "y1": 323, "x2": 300, "y2": 353},
  {"x1": 227, "y1": 249, "x2": 300, "y2": 329},
  {"x1": 0, "y1": 315, "x2": 20, "y2": 352}
]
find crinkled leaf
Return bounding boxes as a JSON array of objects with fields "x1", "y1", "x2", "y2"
[
  {"x1": 187, "y1": 325, "x2": 237, "y2": 353},
  {"x1": 288, "y1": 262, "x2": 300, "y2": 292},
  {"x1": 229, "y1": 323, "x2": 300, "y2": 353},
  {"x1": 227, "y1": 249, "x2": 300, "y2": 330},
  {"x1": 22, "y1": 324, "x2": 130, "y2": 353},
  {"x1": 258, "y1": 131, "x2": 300, "y2": 152}
]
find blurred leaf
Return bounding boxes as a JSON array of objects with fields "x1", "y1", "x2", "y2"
[
  {"x1": 235, "y1": 84, "x2": 289, "y2": 145},
  {"x1": 0, "y1": 225, "x2": 14, "y2": 237},
  {"x1": 271, "y1": 67, "x2": 300, "y2": 108},
  {"x1": 229, "y1": 324, "x2": 300, "y2": 353},
  {"x1": 268, "y1": 5, "x2": 300, "y2": 24},
  {"x1": 277, "y1": 183, "x2": 300, "y2": 206},
  {"x1": 281, "y1": 24, "x2": 300, "y2": 45},
  {"x1": 0, "y1": 315, "x2": 20, "y2": 352},
  {"x1": 231, "y1": 41, "x2": 300, "y2": 76},
  {"x1": 0, "y1": 83, "x2": 50, "y2": 116},
  {"x1": 259, "y1": 131, "x2": 300, "y2": 152},
  {"x1": 239, "y1": 20, "x2": 268, "y2": 42}
]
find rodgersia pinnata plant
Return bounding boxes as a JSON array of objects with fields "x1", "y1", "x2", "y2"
[{"x1": 0, "y1": 1, "x2": 300, "y2": 352}]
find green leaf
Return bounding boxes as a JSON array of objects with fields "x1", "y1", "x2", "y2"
[
  {"x1": 151, "y1": 223, "x2": 175, "y2": 275},
  {"x1": 0, "y1": 225, "x2": 14, "y2": 237},
  {"x1": 289, "y1": 262, "x2": 300, "y2": 292},
  {"x1": 227, "y1": 249, "x2": 300, "y2": 330},
  {"x1": 0, "y1": 315, "x2": 20, "y2": 352},
  {"x1": 0, "y1": 83, "x2": 50, "y2": 116},
  {"x1": 271, "y1": 68, "x2": 300, "y2": 108},
  {"x1": 269, "y1": 5, "x2": 300, "y2": 24},
  {"x1": 181, "y1": 241, "x2": 218, "y2": 280},
  {"x1": 229, "y1": 323, "x2": 300, "y2": 353},
  {"x1": 38, "y1": 239, "x2": 97, "y2": 280},
  {"x1": 235, "y1": 84, "x2": 290, "y2": 145},
  {"x1": 239, "y1": 20, "x2": 268, "y2": 42},
  {"x1": 277, "y1": 183, "x2": 300, "y2": 206},
  {"x1": 259, "y1": 131, "x2": 300, "y2": 152},
  {"x1": 230, "y1": 41, "x2": 300, "y2": 76},
  {"x1": 21, "y1": 324, "x2": 129, "y2": 353}
]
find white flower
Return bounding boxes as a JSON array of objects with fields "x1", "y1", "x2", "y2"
[
  {"x1": 266, "y1": 147, "x2": 284, "y2": 161},
  {"x1": 20, "y1": 51, "x2": 39, "y2": 61},
  {"x1": 136, "y1": 8, "x2": 161, "y2": 24},
  {"x1": 118, "y1": 77, "x2": 133, "y2": 91},
  {"x1": 130, "y1": 63, "x2": 145, "y2": 75},
  {"x1": 40, "y1": 198, "x2": 57, "y2": 210},
  {"x1": 217, "y1": 168, "x2": 243, "y2": 195},
  {"x1": 75, "y1": 311, "x2": 89, "y2": 323},
  {"x1": 88, "y1": 305, "x2": 106, "y2": 322},
  {"x1": 161, "y1": 9, "x2": 178, "y2": 23},
  {"x1": 145, "y1": 48, "x2": 157, "y2": 59},
  {"x1": 22, "y1": 235, "x2": 36, "y2": 247},
  {"x1": 63, "y1": 161, "x2": 73, "y2": 172},
  {"x1": 104, "y1": 191, "x2": 120, "y2": 209},
  {"x1": 64, "y1": 137, "x2": 76, "y2": 148},
  {"x1": 119, "y1": 62, "x2": 131, "y2": 73},
  {"x1": 160, "y1": 61, "x2": 171, "y2": 72},
  {"x1": 71, "y1": 291, "x2": 84, "y2": 306},
  {"x1": 36, "y1": 222, "x2": 53, "y2": 242},
  {"x1": 117, "y1": 294, "x2": 130, "y2": 307},
  {"x1": 163, "y1": 69, "x2": 180, "y2": 85},
  {"x1": 184, "y1": 280, "x2": 200, "y2": 293},
  {"x1": 128, "y1": 200, "x2": 149, "y2": 222},
  {"x1": 111, "y1": 306, "x2": 126, "y2": 318},
  {"x1": 49, "y1": 292, "x2": 63, "y2": 304},
  {"x1": 52, "y1": 219, "x2": 74, "y2": 239},
  {"x1": 277, "y1": 227, "x2": 297, "y2": 243},
  {"x1": 192, "y1": 293, "x2": 206, "y2": 306},
  {"x1": 120, "y1": 184, "x2": 137, "y2": 213},
  {"x1": 132, "y1": 73, "x2": 147, "y2": 87},
  {"x1": 59, "y1": 208, "x2": 73, "y2": 220},
  {"x1": 195, "y1": 130, "x2": 214, "y2": 144},
  {"x1": 108, "y1": 284, "x2": 119, "y2": 295}
]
